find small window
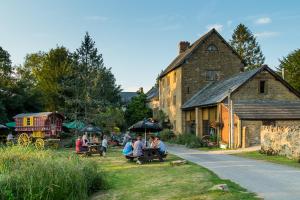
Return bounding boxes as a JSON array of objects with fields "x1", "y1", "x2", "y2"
[
  {"x1": 206, "y1": 70, "x2": 220, "y2": 81},
  {"x1": 262, "y1": 120, "x2": 275, "y2": 126},
  {"x1": 26, "y1": 118, "x2": 30, "y2": 126},
  {"x1": 173, "y1": 120, "x2": 176, "y2": 130},
  {"x1": 167, "y1": 76, "x2": 170, "y2": 86},
  {"x1": 187, "y1": 87, "x2": 190, "y2": 94},
  {"x1": 173, "y1": 95, "x2": 176, "y2": 106},
  {"x1": 207, "y1": 44, "x2": 218, "y2": 52},
  {"x1": 173, "y1": 72, "x2": 176, "y2": 83},
  {"x1": 259, "y1": 80, "x2": 266, "y2": 94}
]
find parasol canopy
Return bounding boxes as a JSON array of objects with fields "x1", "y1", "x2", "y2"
[
  {"x1": 63, "y1": 120, "x2": 85, "y2": 130},
  {"x1": 0, "y1": 124, "x2": 8, "y2": 129},
  {"x1": 5, "y1": 122, "x2": 16, "y2": 128},
  {"x1": 128, "y1": 119, "x2": 162, "y2": 132},
  {"x1": 80, "y1": 124, "x2": 102, "y2": 133}
]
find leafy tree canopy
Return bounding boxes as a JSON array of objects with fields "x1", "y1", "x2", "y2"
[
  {"x1": 124, "y1": 91, "x2": 152, "y2": 127},
  {"x1": 278, "y1": 49, "x2": 300, "y2": 91}
]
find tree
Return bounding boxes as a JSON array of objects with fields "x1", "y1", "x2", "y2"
[
  {"x1": 124, "y1": 91, "x2": 152, "y2": 127},
  {"x1": 230, "y1": 24, "x2": 265, "y2": 70},
  {"x1": 96, "y1": 106, "x2": 125, "y2": 133},
  {"x1": 24, "y1": 47, "x2": 73, "y2": 111},
  {"x1": 71, "y1": 32, "x2": 121, "y2": 123},
  {"x1": 278, "y1": 49, "x2": 300, "y2": 91}
]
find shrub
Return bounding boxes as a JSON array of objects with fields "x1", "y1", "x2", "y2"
[
  {"x1": 158, "y1": 129, "x2": 175, "y2": 141},
  {"x1": 170, "y1": 133, "x2": 203, "y2": 148},
  {"x1": 0, "y1": 146, "x2": 106, "y2": 200}
]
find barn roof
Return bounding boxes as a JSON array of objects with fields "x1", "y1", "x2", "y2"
[
  {"x1": 146, "y1": 87, "x2": 159, "y2": 100},
  {"x1": 233, "y1": 100, "x2": 300, "y2": 119},
  {"x1": 182, "y1": 65, "x2": 300, "y2": 110},
  {"x1": 14, "y1": 112, "x2": 63, "y2": 118},
  {"x1": 120, "y1": 92, "x2": 138, "y2": 103},
  {"x1": 159, "y1": 28, "x2": 245, "y2": 79},
  {"x1": 182, "y1": 67, "x2": 261, "y2": 109}
]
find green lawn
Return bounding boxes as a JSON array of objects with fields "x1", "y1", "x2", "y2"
[
  {"x1": 90, "y1": 147, "x2": 258, "y2": 200},
  {"x1": 232, "y1": 151, "x2": 300, "y2": 169}
]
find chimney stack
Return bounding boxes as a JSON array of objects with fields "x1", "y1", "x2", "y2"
[{"x1": 179, "y1": 41, "x2": 190, "y2": 54}]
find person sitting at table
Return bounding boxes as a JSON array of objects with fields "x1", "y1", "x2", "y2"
[
  {"x1": 75, "y1": 136, "x2": 82, "y2": 153},
  {"x1": 155, "y1": 136, "x2": 167, "y2": 162},
  {"x1": 150, "y1": 136, "x2": 158, "y2": 148},
  {"x1": 122, "y1": 139, "x2": 133, "y2": 156},
  {"x1": 133, "y1": 135, "x2": 144, "y2": 164},
  {"x1": 92, "y1": 134, "x2": 99, "y2": 144},
  {"x1": 81, "y1": 134, "x2": 89, "y2": 151}
]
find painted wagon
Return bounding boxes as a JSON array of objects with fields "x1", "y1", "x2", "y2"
[{"x1": 14, "y1": 112, "x2": 64, "y2": 149}]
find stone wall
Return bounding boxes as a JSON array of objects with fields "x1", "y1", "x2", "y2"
[
  {"x1": 159, "y1": 67, "x2": 183, "y2": 133},
  {"x1": 182, "y1": 32, "x2": 244, "y2": 104},
  {"x1": 232, "y1": 71, "x2": 300, "y2": 102},
  {"x1": 261, "y1": 124, "x2": 300, "y2": 159}
]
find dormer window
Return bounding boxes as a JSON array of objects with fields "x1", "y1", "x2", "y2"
[{"x1": 207, "y1": 44, "x2": 218, "y2": 52}]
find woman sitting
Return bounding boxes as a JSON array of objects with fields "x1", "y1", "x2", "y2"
[{"x1": 123, "y1": 139, "x2": 134, "y2": 157}]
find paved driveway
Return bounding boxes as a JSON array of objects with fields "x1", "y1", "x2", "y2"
[{"x1": 167, "y1": 145, "x2": 300, "y2": 200}]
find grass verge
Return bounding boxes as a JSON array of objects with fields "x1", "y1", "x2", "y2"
[
  {"x1": 90, "y1": 148, "x2": 258, "y2": 200},
  {"x1": 0, "y1": 146, "x2": 106, "y2": 200},
  {"x1": 232, "y1": 150, "x2": 300, "y2": 169}
]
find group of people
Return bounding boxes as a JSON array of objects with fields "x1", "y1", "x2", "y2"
[
  {"x1": 122, "y1": 135, "x2": 167, "y2": 163},
  {"x1": 75, "y1": 134, "x2": 108, "y2": 156}
]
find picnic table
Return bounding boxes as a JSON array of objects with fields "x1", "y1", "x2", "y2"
[
  {"x1": 126, "y1": 147, "x2": 167, "y2": 163},
  {"x1": 77, "y1": 142, "x2": 103, "y2": 156}
]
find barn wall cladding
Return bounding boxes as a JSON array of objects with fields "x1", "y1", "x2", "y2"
[{"x1": 261, "y1": 123, "x2": 300, "y2": 159}]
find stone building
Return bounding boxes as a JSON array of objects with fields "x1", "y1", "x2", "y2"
[
  {"x1": 182, "y1": 65, "x2": 300, "y2": 147},
  {"x1": 158, "y1": 28, "x2": 245, "y2": 133},
  {"x1": 157, "y1": 28, "x2": 300, "y2": 147},
  {"x1": 146, "y1": 87, "x2": 159, "y2": 118}
]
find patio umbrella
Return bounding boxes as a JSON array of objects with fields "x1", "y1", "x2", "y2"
[
  {"x1": 0, "y1": 124, "x2": 8, "y2": 129},
  {"x1": 5, "y1": 122, "x2": 16, "y2": 128},
  {"x1": 80, "y1": 124, "x2": 102, "y2": 133},
  {"x1": 63, "y1": 120, "x2": 85, "y2": 130},
  {"x1": 128, "y1": 119, "x2": 162, "y2": 146}
]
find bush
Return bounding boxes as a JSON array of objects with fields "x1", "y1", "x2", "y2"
[
  {"x1": 170, "y1": 133, "x2": 203, "y2": 148},
  {"x1": 158, "y1": 129, "x2": 175, "y2": 141},
  {"x1": 0, "y1": 146, "x2": 106, "y2": 200}
]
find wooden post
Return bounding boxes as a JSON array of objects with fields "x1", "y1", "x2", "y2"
[
  {"x1": 242, "y1": 126, "x2": 247, "y2": 148},
  {"x1": 195, "y1": 107, "x2": 199, "y2": 137}
]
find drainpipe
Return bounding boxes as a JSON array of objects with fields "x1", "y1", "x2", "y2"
[{"x1": 227, "y1": 89, "x2": 234, "y2": 148}]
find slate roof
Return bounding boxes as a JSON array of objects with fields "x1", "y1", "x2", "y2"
[
  {"x1": 159, "y1": 28, "x2": 245, "y2": 79},
  {"x1": 182, "y1": 65, "x2": 300, "y2": 110},
  {"x1": 120, "y1": 92, "x2": 138, "y2": 103},
  {"x1": 14, "y1": 112, "x2": 57, "y2": 118},
  {"x1": 233, "y1": 100, "x2": 300, "y2": 119},
  {"x1": 146, "y1": 87, "x2": 159, "y2": 100}
]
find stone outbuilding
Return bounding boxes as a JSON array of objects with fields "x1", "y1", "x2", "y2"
[{"x1": 182, "y1": 65, "x2": 300, "y2": 148}]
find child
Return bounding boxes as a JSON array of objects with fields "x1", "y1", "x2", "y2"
[{"x1": 101, "y1": 135, "x2": 108, "y2": 156}]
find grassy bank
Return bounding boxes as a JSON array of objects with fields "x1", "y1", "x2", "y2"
[
  {"x1": 233, "y1": 150, "x2": 300, "y2": 169},
  {"x1": 0, "y1": 146, "x2": 106, "y2": 200},
  {"x1": 91, "y1": 148, "x2": 258, "y2": 200}
]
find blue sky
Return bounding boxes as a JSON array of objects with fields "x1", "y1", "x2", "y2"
[{"x1": 1, "y1": 0, "x2": 300, "y2": 92}]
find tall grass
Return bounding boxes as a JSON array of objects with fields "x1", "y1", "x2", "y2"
[{"x1": 0, "y1": 146, "x2": 106, "y2": 200}]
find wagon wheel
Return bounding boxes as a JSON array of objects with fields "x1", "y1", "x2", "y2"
[
  {"x1": 18, "y1": 133, "x2": 30, "y2": 147},
  {"x1": 35, "y1": 138, "x2": 45, "y2": 149},
  {"x1": 51, "y1": 142, "x2": 59, "y2": 149}
]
